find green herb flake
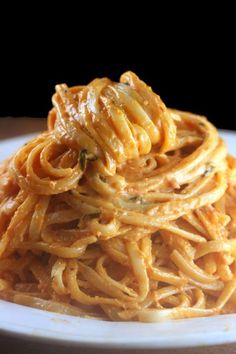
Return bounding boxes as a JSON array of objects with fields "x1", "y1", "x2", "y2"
[
  {"x1": 129, "y1": 195, "x2": 143, "y2": 204},
  {"x1": 203, "y1": 164, "x2": 215, "y2": 176},
  {"x1": 79, "y1": 149, "x2": 87, "y2": 171},
  {"x1": 79, "y1": 149, "x2": 97, "y2": 171},
  {"x1": 99, "y1": 175, "x2": 107, "y2": 183}
]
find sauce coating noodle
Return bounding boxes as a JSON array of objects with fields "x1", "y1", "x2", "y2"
[{"x1": 0, "y1": 72, "x2": 236, "y2": 322}]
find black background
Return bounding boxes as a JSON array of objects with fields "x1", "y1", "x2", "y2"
[{"x1": 0, "y1": 7, "x2": 235, "y2": 131}]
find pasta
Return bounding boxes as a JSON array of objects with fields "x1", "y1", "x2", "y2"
[{"x1": 0, "y1": 71, "x2": 236, "y2": 322}]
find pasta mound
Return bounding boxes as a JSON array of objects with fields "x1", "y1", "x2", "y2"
[{"x1": 0, "y1": 71, "x2": 236, "y2": 322}]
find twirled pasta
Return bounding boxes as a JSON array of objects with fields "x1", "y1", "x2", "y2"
[{"x1": 0, "y1": 71, "x2": 236, "y2": 322}]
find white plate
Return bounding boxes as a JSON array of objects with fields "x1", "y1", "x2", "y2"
[{"x1": 0, "y1": 130, "x2": 236, "y2": 349}]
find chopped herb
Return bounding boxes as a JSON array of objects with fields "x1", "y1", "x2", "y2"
[
  {"x1": 79, "y1": 192, "x2": 87, "y2": 196},
  {"x1": 79, "y1": 150, "x2": 87, "y2": 171},
  {"x1": 123, "y1": 82, "x2": 130, "y2": 86},
  {"x1": 129, "y1": 195, "x2": 143, "y2": 203},
  {"x1": 203, "y1": 164, "x2": 215, "y2": 176},
  {"x1": 79, "y1": 150, "x2": 97, "y2": 171},
  {"x1": 99, "y1": 175, "x2": 107, "y2": 183}
]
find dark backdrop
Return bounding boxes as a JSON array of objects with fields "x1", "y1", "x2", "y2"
[{"x1": 0, "y1": 7, "x2": 235, "y2": 131}]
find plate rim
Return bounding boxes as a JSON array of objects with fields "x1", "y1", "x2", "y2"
[{"x1": 1, "y1": 300, "x2": 236, "y2": 349}]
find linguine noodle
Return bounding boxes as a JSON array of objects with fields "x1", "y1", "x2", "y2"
[{"x1": 0, "y1": 72, "x2": 236, "y2": 322}]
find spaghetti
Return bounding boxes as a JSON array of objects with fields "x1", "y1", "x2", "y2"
[{"x1": 0, "y1": 71, "x2": 236, "y2": 322}]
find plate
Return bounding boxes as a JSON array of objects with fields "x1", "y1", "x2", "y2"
[{"x1": 0, "y1": 130, "x2": 236, "y2": 349}]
